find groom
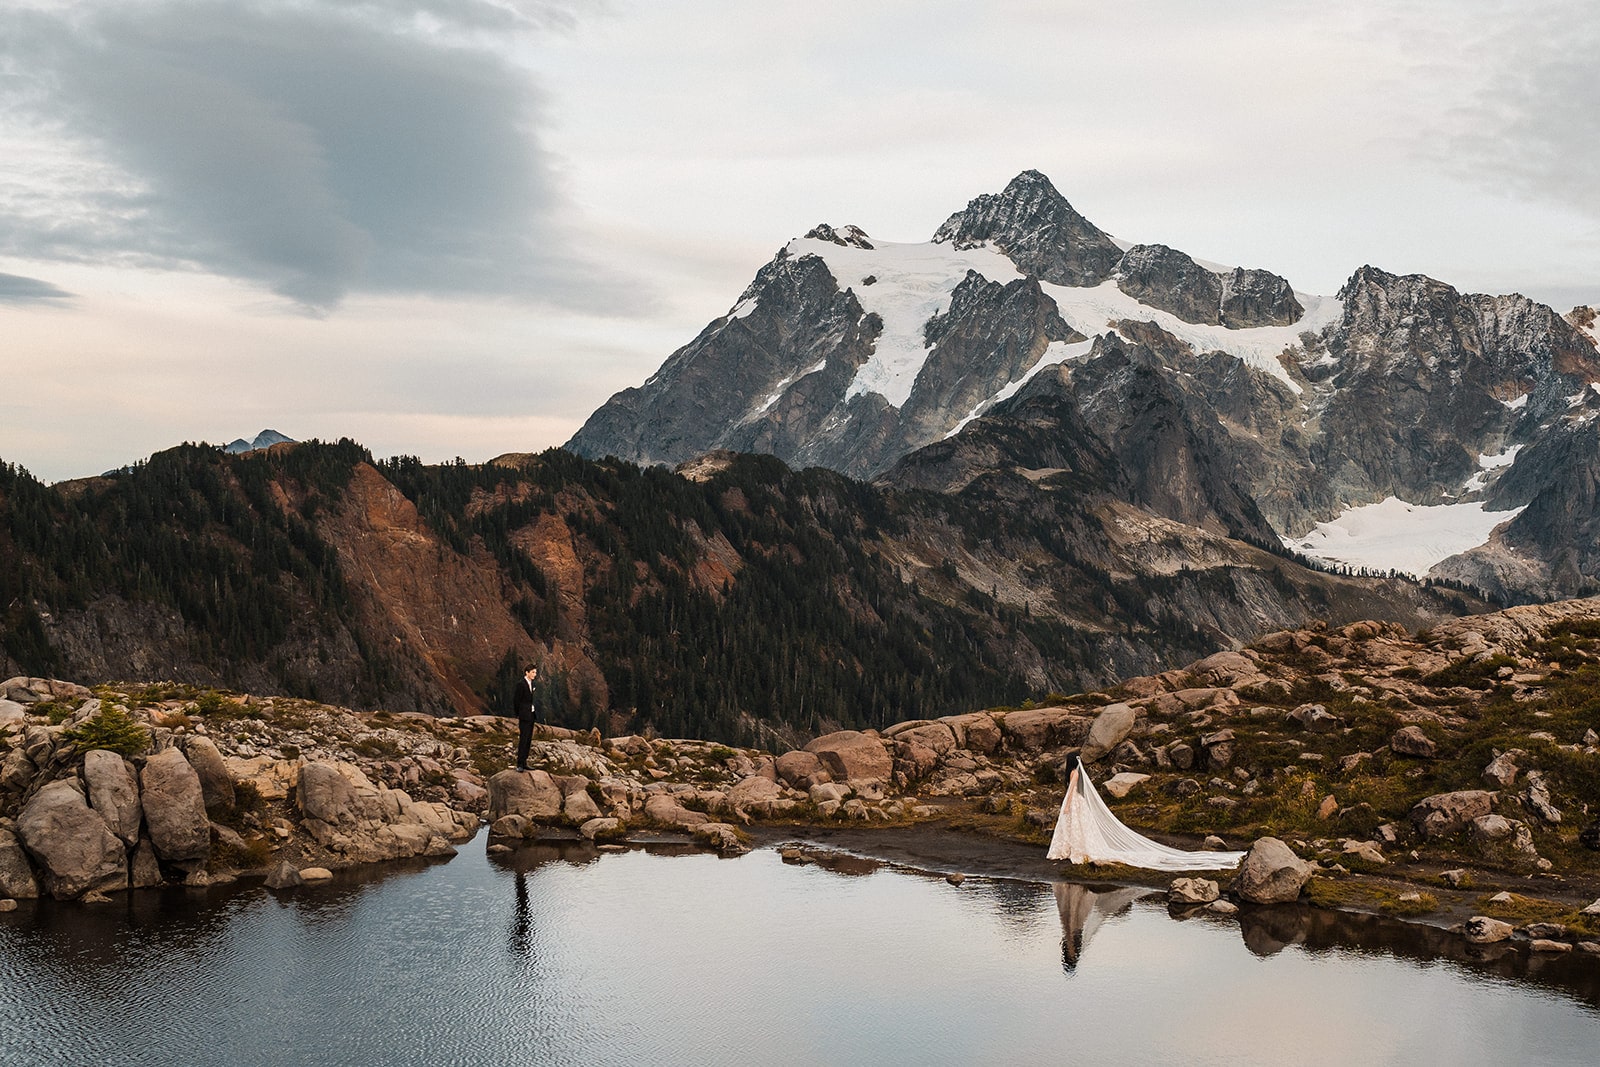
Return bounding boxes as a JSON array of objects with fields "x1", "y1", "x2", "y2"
[{"x1": 513, "y1": 663, "x2": 539, "y2": 771}]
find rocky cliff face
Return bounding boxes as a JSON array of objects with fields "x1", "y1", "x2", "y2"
[{"x1": 569, "y1": 172, "x2": 1600, "y2": 601}]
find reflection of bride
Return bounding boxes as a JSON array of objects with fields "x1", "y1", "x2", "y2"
[
  {"x1": 1053, "y1": 882, "x2": 1146, "y2": 971},
  {"x1": 1046, "y1": 753, "x2": 1245, "y2": 871}
]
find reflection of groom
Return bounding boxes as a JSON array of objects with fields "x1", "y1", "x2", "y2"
[{"x1": 514, "y1": 664, "x2": 539, "y2": 771}]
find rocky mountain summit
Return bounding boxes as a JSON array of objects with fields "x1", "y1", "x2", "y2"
[
  {"x1": 4, "y1": 595, "x2": 1598, "y2": 951},
  {"x1": 569, "y1": 171, "x2": 1600, "y2": 601}
]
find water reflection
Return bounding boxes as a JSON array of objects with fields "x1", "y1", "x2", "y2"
[
  {"x1": 1053, "y1": 882, "x2": 1148, "y2": 971},
  {"x1": 1, "y1": 843, "x2": 1597, "y2": 1067}
]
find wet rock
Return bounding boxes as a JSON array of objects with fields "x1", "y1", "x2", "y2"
[
  {"x1": 1409, "y1": 790, "x2": 1496, "y2": 839},
  {"x1": 803, "y1": 731, "x2": 892, "y2": 785},
  {"x1": 1524, "y1": 922, "x2": 1567, "y2": 940},
  {"x1": 1389, "y1": 726, "x2": 1437, "y2": 759},
  {"x1": 16, "y1": 779, "x2": 127, "y2": 899},
  {"x1": 1462, "y1": 916, "x2": 1514, "y2": 944},
  {"x1": 139, "y1": 748, "x2": 211, "y2": 869},
  {"x1": 1530, "y1": 939, "x2": 1572, "y2": 953},
  {"x1": 82, "y1": 749, "x2": 143, "y2": 846},
  {"x1": 129, "y1": 837, "x2": 163, "y2": 888},
  {"x1": 1231, "y1": 837, "x2": 1314, "y2": 904},
  {"x1": 299, "y1": 867, "x2": 333, "y2": 882},
  {"x1": 1169, "y1": 877, "x2": 1220, "y2": 905},
  {"x1": 692, "y1": 823, "x2": 747, "y2": 853},
  {"x1": 264, "y1": 861, "x2": 304, "y2": 890}
]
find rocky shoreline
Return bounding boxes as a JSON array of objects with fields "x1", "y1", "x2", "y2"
[{"x1": 4, "y1": 597, "x2": 1600, "y2": 955}]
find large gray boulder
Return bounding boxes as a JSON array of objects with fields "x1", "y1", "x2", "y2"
[
  {"x1": 487, "y1": 769, "x2": 563, "y2": 822},
  {"x1": 298, "y1": 761, "x2": 361, "y2": 826},
  {"x1": 1410, "y1": 790, "x2": 1497, "y2": 839},
  {"x1": 804, "y1": 731, "x2": 892, "y2": 786},
  {"x1": 773, "y1": 750, "x2": 825, "y2": 789},
  {"x1": 82, "y1": 749, "x2": 143, "y2": 846},
  {"x1": 180, "y1": 736, "x2": 236, "y2": 815},
  {"x1": 16, "y1": 779, "x2": 128, "y2": 899},
  {"x1": 724, "y1": 774, "x2": 784, "y2": 818},
  {"x1": 1231, "y1": 837, "x2": 1314, "y2": 904},
  {"x1": 0, "y1": 827, "x2": 41, "y2": 899},
  {"x1": 1080, "y1": 703, "x2": 1137, "y2": 763},
  {"x1": 140, "y1": 748, "x2": 212, "y2": 868}
]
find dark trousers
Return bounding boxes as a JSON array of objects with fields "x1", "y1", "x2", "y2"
[{"x1": 516, "y1": 716, "x2": 535, "y2": 769}]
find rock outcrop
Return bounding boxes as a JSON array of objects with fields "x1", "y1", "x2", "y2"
[{"x1": 16, "y1": 779, "x2": 128, "y2": 899}]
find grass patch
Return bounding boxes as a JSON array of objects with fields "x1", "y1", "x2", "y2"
[{"x1": 1307, "y1": 876, "x2": 1439, "y2": 916}]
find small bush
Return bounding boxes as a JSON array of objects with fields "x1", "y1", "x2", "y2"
[{"x1": 62, "y1": 704, "x2": 151, "y2": 758}]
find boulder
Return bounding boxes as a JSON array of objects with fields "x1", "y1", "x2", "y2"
[
  {"x1": 725, "y1": 774, "x2": 784, "y2": 818},
  {"x1": 892, "y1": 722, "x2": 957, "y2": 758},
  {"x1": 16, "y1": 779, "x2": 128, "y2": 899},
  {"x1": 299, "y1": 867, "x2": 334, "y2": 882},
  {"x1": 1231, "y1": 837, "x2": 1314, "y2": 904},
  {"x1": 1, "y1": 747, "x2": 34, "y2": 795},
  {"x1": 180, "y1": 736, "x2": 236, "y2": 814},
  {"x1": 1389, "y1": 726, "x2": 1437, "y2": 759},
  {"x1": 1288, "y1": 704, "x2": 1340, "y2": 733},
  {"x1": 82, "y1": 749, "x2": 143, "y2": 846},
  {"x1": 1187, "y1": 651, "x2": 1256, "y2": 686},
  {"x1": 578, "y1": 817, "x2": 622, "y2": 841},
  {"x1": 1481, "y1": 750, "x2": 1522, "y2": 789},
  {"x1": 804, "y1": 731, "x2": 892, "y2": 785},
  {"x1": 0, "y1": 827, "x2": 41, "y2": 900},
  {"x1": 997, "y1": 708, "x2": 1086, "y2": 752},
  {"x1": 264, "y1": 861, "x2": 304, "y2": 889},
  {"x1": 1200, "y1": 729, "x2": 1235, "y2": 769},
  {"x1": 297, "y1": 761, "x2": 362, "y2": 825},
  {"x1": 139, "y1": 748, "x2": 211, "y2": 868},
  {"x1": 774, "y1": 750, "x2": 824, "y2": 789},
  {"x1": 946, "y1": 712, "x2": 1001, "y2": 755},
  {"x1": 1169, "y1": 877, "x2": 1220, "y2": 905},
  {"x1": 643, "y1": 793, "x2": 710, "y2": 829},
  {"x1": 1102, "y1": 772, "x2": 1150, "y2": 799},
  {"x1": 487, "y1": 769, "x2": 563, "y2": 822},
  {"x1": 1462, "y1": 916, "x2": 1514, "y2": 944},
  {"x1": 1080, "y1": 703, "x2": 1137, "y2": 763},
  {"x1": 563, "y1": 789, "x2": 602, "y2": 823},
  {"x1": 1409, "y1": 790, "x2": 1496, "y2": 839},
  {"x1": 1468, "y1": 814, "x2": 1540, "y2": 869},
  {"x1": 0, "y1": 698, "x2": 27, "y2": 723},
  {"x1": 1521, "y1": 771, "x2": 1562, "y2": 824},
  {"x1": 1340, "y1": 839, "x2": 1386, "y2": 865},
  {"x1": 129, "y1": 837, "x2": 163, "y2": 888}
]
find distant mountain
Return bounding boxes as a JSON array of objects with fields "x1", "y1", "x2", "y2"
[
  {"x1": 223, "y1": 429, "x2": 295, "y2": 454},
  {"x1": 569, "y1": 171, "x2": 1600, "y2": 602}
]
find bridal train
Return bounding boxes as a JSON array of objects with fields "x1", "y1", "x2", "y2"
[{"x1": 1046, "y1": 756, "x2": 1245, "y2": 872}]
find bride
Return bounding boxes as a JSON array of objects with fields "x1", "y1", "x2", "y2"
[{"x1": 1047, "y1": 753, "x2": 1245, "y2": 871}]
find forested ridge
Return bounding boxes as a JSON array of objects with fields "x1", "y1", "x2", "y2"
[{"x1": 0, "y1": 440, "x2": 1483, "y2": 746}]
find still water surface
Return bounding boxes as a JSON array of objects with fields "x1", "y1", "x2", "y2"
[{"x1": 1, "y1": 839, "x2": 1596, "y2": 1066}]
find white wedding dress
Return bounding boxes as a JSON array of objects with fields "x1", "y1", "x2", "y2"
[{"x1": 1046, "y1": 767, "x2": 1245, "y2": 871}]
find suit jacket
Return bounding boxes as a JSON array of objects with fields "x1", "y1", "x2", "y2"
[{"x1": 513, "y1": 678, "x2": 537, "y2": 721}]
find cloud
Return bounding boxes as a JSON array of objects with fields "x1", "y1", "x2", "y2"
[
  {"x1": 0, "y1": 0, "x2": 638, "y2": 313},
  {"x1": 0, "y1": 271, "x2": 73, "y2": 304},
  {"x1": 1422, "y1": 0, "x2": 1600, "y2": 222}
]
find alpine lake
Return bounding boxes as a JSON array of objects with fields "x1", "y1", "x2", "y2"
[{"x1": 2, "y1": 831, "x2": 1596, "y2": 1066}]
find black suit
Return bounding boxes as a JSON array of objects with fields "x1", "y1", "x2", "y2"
[{"x1": 513, "y1": 677, "x2": 538, "y2": 770}]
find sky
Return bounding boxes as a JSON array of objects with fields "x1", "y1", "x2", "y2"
[{"x1": 2, "y1": 0, "x2": 1598, "y2": 483}]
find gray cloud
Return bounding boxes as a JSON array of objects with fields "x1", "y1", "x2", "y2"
[
  {"x1": 0, "y1": 0, "x2": 638, "y2": 312},
  {"x1": 1428, "y1": 1, "x2": 1600, "y2": 223},
  {"x1": 0, "y1": 272, "x2": 73, "y2": 304}
]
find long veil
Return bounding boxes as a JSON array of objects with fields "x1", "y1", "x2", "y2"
[{"x1": 1046, "y1": 766, "x2": 1245, "y2": 871}]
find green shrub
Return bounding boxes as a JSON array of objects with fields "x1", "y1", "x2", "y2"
[{"x1": 62, "y1": 704, "x2": 151, "y2": 758}]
